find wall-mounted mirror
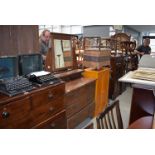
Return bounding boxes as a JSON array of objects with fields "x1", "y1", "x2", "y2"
[{"x1": 45, "y1": 33, "x2": 77, "y2": 72}]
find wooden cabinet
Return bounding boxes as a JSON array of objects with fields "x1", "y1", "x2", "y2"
[
  {"x1": 0, "y1": 25, "x2": 39, "y2": 56},
  {"x1": 109, "y1": 55, "x2": 126, "y2": 100},
  {"x1": 64, "y1": 77, "x2": 96, "y2": 128},
  {"x1": 83, "y1": 68, "x2": 110, "y2": 116},
  {"x1": 0, "y1": 83, "x2": 67, "y2": 129}
]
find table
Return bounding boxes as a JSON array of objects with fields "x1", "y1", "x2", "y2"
[{"x1": 128, "y1": 116, "x2": 153, "y2": 129}]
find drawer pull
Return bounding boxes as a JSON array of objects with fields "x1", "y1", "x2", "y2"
[
  {"x1": 50, "y1": 123, "x2": 55, "y2": 128},
  {"x1": 2, "y1": 111, "x2": 10, "y2": 119},
  {"x1": 48, "y1": 93, "x2": 53, "y2": 99},
  {"x1": 49, "y1": 107, "x2": 54, "y2": 112}
]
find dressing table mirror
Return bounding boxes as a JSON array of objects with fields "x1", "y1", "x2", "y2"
[{"x1": 45, "y1": 32, "x2": 77, "y2": 73}]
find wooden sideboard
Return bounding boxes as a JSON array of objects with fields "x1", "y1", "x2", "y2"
[
  {"x1": 64, "y1": 77, "x2": 96, "y2": 129},
  {"x1": 0, "y1": 82, "x2": 67, "y2": 129}
]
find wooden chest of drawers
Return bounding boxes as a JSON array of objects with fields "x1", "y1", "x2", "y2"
[
  {"x1": 0, "y1": 83, "x2": 67, "y2": 129},
  {"x1": 65, "y1": 77, "x2": 96, "y2": 128}
]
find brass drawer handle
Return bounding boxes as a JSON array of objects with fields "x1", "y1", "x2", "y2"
[
  {"x1": 49, "y1": 106, "x2": 54, "y2": 112},
  {"x1": 50, "y1": 123, "x2": 56, "y2": 128}
]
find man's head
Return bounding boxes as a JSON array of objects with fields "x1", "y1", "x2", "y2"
[
  {"x1": 41, "y1": 29, "x2": 51, "y2": 43},
  {"x1": 143, "y1": 38, "x2": 150, "y2": 46}
]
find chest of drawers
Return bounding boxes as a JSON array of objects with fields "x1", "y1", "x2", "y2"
[{"x1": 0, "y1": 82, "x2": 67, "y2": 129}]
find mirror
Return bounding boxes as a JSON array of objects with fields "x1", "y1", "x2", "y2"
[
  {"x1": 54, "y1": 39, "x2": 73, "y2": 69},
  {"x1": 45, "y1": 33, "x2": 78, "y2": 72}
]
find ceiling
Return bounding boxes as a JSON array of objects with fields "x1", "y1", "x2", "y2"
[{"x1": 127, "y1": 25, "x2": 155, "y2": 33}]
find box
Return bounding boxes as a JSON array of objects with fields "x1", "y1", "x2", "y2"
[{"x1": 83, "y1": 49, "x2": 111, "y2": 70}]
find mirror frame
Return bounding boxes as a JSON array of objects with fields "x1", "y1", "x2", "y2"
[{"x1": 45, "y1": 32, "x2": 78, "y2": 73}]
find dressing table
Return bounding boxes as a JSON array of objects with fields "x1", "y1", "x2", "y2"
[{"x1": 45, "y1": 33, "x2": 96, "y2": 128}]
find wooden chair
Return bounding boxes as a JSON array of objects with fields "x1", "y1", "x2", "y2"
[{"x1": 96, "y1": 100, "x2": 123, "y2": 129}]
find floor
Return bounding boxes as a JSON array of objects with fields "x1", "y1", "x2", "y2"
[
  {"x1": 76, "y1": 86, "x2": 133, "y2": 129},
  {"x1": 115, "y1": 86, "x2": 133, "y2": 128}
]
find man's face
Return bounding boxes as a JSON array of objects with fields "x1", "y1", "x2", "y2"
[
  {"x1": 143, "y1": 38, "x2": 150, "y2": 46},
  {"x1": 43, "y1": 31, "x2": 50, "y2": 43}
]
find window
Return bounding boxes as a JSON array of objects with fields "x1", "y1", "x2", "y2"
[
  {"x1": 109, "y1": 26, "x2": 115, "y2": 36},
  {"x1": 39, "y1": 25, "x2": 83, "y2": 35},
  {"x1": 150, "y1": 39, "x2": 155, "y2": 53}
]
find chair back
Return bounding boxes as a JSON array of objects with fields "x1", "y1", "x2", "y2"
[{"x1": 96, "y1": 100, "x2": 123, "y2": 129}]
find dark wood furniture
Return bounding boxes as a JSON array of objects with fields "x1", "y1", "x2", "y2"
[
  {"x1": 45, "y1": 33, "x2": 96, "y2": 129},
  {"x1": 0, "y1": 82, "x2": 67, "y2": 129},
  {"x1": 0, "y1": 25, "x2": 39, "y2": 56},
  {"x1": 111, "y1": 33, "x2": 131, "y2": 51},
  {"x1": 45, "y1": 32, "x2": 77, "y2": 72},
  {"x1": 64, "y1": 75, "x2": 96, "y2": 129},
  {"x1": 109, "y1": 55, "x2": 126, "y2": 100},
  {"x1": 128, "y1": 116, "x2": 153, "y2": 129},
  {"x1": 129, "y1": 85, "x2": 155, "y2": 125},
  {"x1": 96, "y1": 100, "x2": 123, "y2": 129}
]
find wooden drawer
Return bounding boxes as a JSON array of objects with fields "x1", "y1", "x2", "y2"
[
  {"x1": 86, "y1": 82, "x2": 95, "y2": 103},
  {"x1": 31, "y1": 96, "x2": 64, "y2": 126},
  {"x1": 32, "y1": 84, "x2": 65, "y2": 107},
  {"x1": 67, "y1": 103, "x2": 95, "y2": 129},
  {"x1": 33, "y1": 110, "x2": 67, "y2": 129},
  {"x1": 65, "y1": 86, "x2": 87, "y2": 108},
  {"x1": 0, "y1": 97, "x2": 32, "y2": 128}
]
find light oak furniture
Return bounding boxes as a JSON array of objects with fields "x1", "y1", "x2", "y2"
[{"x1": 83, "y1": 68, "x2": 110, "y2": 116}]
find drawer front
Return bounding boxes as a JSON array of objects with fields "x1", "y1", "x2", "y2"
[
  {"x1": 33, "y1": 110, "x2": 67, "y2": 129},
  {"x1": 67, "y1": 103, "x2": 95, "y2": 129},
  {"x1": 65, "y1": 82, "x2": 95, "y2": 118},
  {"x1": 32, "y1": 85, "x2": 65, "y2": 107},
  {"x1": 86, "y1": 82, "x2": 95, "y2": 103},
  {"x1": 31, "y1": 96, "x2": 64, "y2": 125},
  {"x1": 65, "y1": 86, "x2": 87, "y2": 108},
  {"x1": 0, "y1": 97, "x2": 32, "y2": 128}
]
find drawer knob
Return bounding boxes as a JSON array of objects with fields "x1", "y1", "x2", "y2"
[
  {"x1": 50, "y1": 123, "x2": 55, "y2": 128},
  {"x1": 48, "y1": 93, "x2": 53, "y2": 99},
  {"x1": 2, "y1": 111, "x2": 10, "y2": 119},
  {"x1": 49, "y1": 107, "x2": 54, "y2": 112}
]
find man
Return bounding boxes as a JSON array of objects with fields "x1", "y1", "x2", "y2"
[
  {"x1": 135, "y1": 38, "x2": 151, "y2": 58},
  {"x1": 39, "y1": 29, "x2": 51, "y2": 62}
]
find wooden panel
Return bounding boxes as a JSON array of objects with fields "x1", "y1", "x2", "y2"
[
  {"x1": 128, "y1": 116, "x2": 153, "y2": 129},
  {"x1": 32, "y1": 110, "x2": 67, "y2": 129},
  {"x1": 67, "y1": 103, "x2": 94, "y2": 129},
  {"x1": 109, "y1": 55, "x2": 126, "y2": 100},
  {"x1": 30, "y1": 85, "x2": 65, "y2": 125},
  {"x1": 129, "y1": 87, "x2": 155, "y2": 125},
  {"x1": 0, "y1": 25, "x2": 39, "y2": 56},
  {"x1": 83, "y1": 68, "x2": 110, "y2": 116},
  {"x1": 0, "y1": 97, "x2": 32, "y2": 128}
]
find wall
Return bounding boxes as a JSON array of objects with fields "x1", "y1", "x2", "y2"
[
  {"x1": 83, "y1": 25, "x2": 110, "y2": 37},
  {"x1": 123, "y1": 26, "x2": 141, "y2": 46}
]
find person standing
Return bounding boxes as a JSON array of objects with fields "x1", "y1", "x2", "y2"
[
  {"x1": 135, "y1": 38, "x2": 151, "y2": 58},
  {"x1": 39, "y1": 29, "x2": 51, "y2": 62}
]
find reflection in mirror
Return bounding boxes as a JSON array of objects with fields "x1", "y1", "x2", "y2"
[
  {"x1": 54, "y1": 39, "x2": 64, "y2": 68},
  {"x1": 54, "y1": 39, "x2": 73, "y2": 69}
]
